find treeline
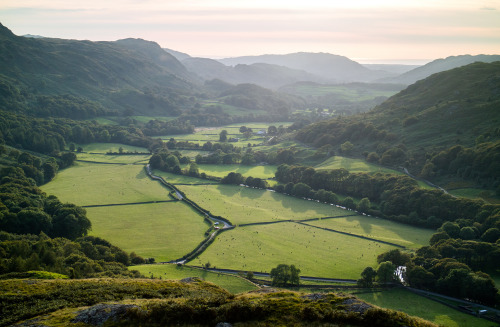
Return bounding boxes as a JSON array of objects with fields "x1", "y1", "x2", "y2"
[
  {"x1": 0, "y1": 111, "x2": 151, "y2": 154},
  {"x1": 0, "y1": 166, "x2": 91, "y2": 239},
  {"x1": 1, "y1": 145, "x2": 76, "y2": 185},
  {"x1": 421, "y1": 141, "x2": 500, "y2": 190},
  {"x1": 274, "y1": 164, "x2": 499, "y2": 229}
]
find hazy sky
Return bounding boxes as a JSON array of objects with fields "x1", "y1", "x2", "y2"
[{"x1": 2, "y1": 0, "x2": 500, "y2": 63}]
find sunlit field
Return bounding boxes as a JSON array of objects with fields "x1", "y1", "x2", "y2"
[
  {"x1": 41, "y1": 163, "x2": 168, "y2": 206},
  {"x1": 134, "y1": 264, "x2": 258, "y2": 294},
  {"x1": 195, "y1": 222, "x2": 396, "y2": 279},
  {"x1": 86, "y1": 202, "x2": 208, "y2": 262}
]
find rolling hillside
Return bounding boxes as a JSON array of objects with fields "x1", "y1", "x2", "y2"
[
  {"x1": 381, "y1": 54, "x2": 500, "y2": 85},
  {"x1": 0, "y1": 23, "x2": 197, "y2": 117},
  {"x1": 296, "y1": 61, "x2": 500, "y2": 183}
]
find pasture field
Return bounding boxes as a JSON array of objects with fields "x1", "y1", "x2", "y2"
[
  {"x1": 354, "y1": 288, "x2": 493, "y2": 327},
  {"x1": 129, "y1": 115, "x2": 177, "y2": 123},
  {"x1": 306, "y1": 216, "x2": 433, "y2": 249},
  {"x1": 86, "y1": 202, "x2": 208, "y2": 262},
  {"x1": 77, "y1": 152, "x2": 150, "y2": 164},
  {"x1": 76, "y1": 142, "x2": 149, "y2": 153},
  {"x1": 194, "y1": 222, "x2": 396, "y2": 279},
  {"x1": 133, "y1": 264, "x2": 258, "y2": 294},
  {"x1": 194, "y1": 164, "x2": 278, "y2": 179},
  {"x1": 41, "y1": 163, "x2": 168, "y2": 206},
  {"x1": 176, "y1": 184, "x2": 356, "y2": 225},
  {"x1": 315, "y1": 156, "x2": 402, "y2": 175},
  {"x1": 152, "y1": 170, "x2": 219, "y2": 184}
]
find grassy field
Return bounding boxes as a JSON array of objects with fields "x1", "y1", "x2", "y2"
[
  {"x1": 354, "y1": 288, "x2": 493, "y2": 327},
  {"x1": 194, "y1": 164, "x2": 277, "y2": 179},
  {"x1": 305, "y1": 216, "x2": 433, "y2": 249},
  {"x1": 152, "y1": 170, "x2": 219, "y2": 184},
  {"x1": 86, "y1": 202, "x2": 208, "y2": 262},
  {"x1": 41, "y1": 163, "x2": 168, "y2": 206},
  {"x1": 315, "y1": 156, "x2": 402, "y2": 174},
  {"x1": 448, "y1": 188, "x2": 500, "y2": 204},
  {"x1": 77, "y1": 152, "x2": 150, "y2": 164},
  {"x1": 194, "y1": 222, "x2": 396, "y2": 279},
  {"x1": 133, "y1": 264, "x2": 258, "y2": 294},
  {"x1": 75, "y1": 142, "x2": 149, "y2": 153},
  {"x1": 176, "y1": 184, "x2": 356, "y2": 225}
]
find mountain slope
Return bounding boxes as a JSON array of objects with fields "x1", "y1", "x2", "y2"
[
  {"x1": 382, "y1": 54, "x2": 500, "y2": 85},
  {"x1": 295, "y1": 61, "x2": 500, "y2": 182},
  {"x1": 219, "y1": 52, "x2": 387, "y2": 82},
  {"x1": 0, "y1": 23, "x2": 196, "y2": 116},
  {"x1": 183, "y1": 56, "x2": 328, "y2": 88}
]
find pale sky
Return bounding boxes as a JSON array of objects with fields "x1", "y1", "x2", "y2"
[{"x1": 2, "y1": 0, "x2": 500, "y2": 63}]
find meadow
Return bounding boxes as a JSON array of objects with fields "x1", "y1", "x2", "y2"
[
  {"x1": 305, "y1": 216, "x2": 433, "y2": 249},
  {"x1": 75, "y1": 142, "x2": 149, "y2": 153},
  {"x1": 77, "y1": 152, "x2": 150, "y2": 164},
  {"x1": 194, "y1": 222, "x2": 396, "y2": 279},
  {"x1": 41, "y1": 163, "x2": 168, "y2": 206},
  {"x1": 194, "y1": 164, "x2": 277, "y2": 179},
  {"x1": 133, "y1": 264, "x2": 258, "y2": 294},
  {"x1": 314, "y1": 156, "x2": 402, "y2": 174},
  {"x1": 176, "y1": 184, "x2": 355, "y2": 225},
  {"x1": 86, "y1": 202, "x2": 208, "y2": 262},
  {"x1": 354, "y1": 288, "x2": 493, "y2": 327}
]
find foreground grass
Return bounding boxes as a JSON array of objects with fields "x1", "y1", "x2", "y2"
[
  {"x1": 306, "y1": 216, "x2": 433, "y2": 249},
  {"x1": 134, "y1": 264, "x2": 258, "y2": 293},
  {"x1": 354, "y1": 288, "x2": 493, "y2": 327},
  {"x1": 177, "y1": 184, "x2": 355, "y2": 225},
  {"x1": 41, "y1": 163, "x2": 167, "y2": 206},
  {"x1": 195, "y1": 222, "x2": 396, "y2": 279},
  {"x1": 86, "y1": 202, "x2": 208, "y2": 262}
]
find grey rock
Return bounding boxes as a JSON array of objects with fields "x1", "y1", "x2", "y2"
[{"x1": 72, "y1": 303, "x2": 138, "y2": 326}]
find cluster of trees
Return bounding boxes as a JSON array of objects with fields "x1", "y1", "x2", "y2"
[
  {"x1": 141, "y1": 119, "x2": 194, "y2": 136},
  {"x1": 370, "y1": 244, "x2": 500, "y2": 305},
  {"x1": 149, "y1": 148, "x2": 191, "y2": 174},
  {"x1": 274, "y1": 164, "x2": 498, "y2": 228},
  {"x1": 220, "y1": 172, "x2": 269, "y2": 189},
  {"x1": 35, "y1": 95, "x2": 109, "y2": 119},
  {"x1": 0, "y1": 232, "x2": 146, "y2": 278},
  {"x1": 270, "y1": 264, "x2": 301, "y2": 287},
  {"x1": 421, "y1": 141, "x2": 500, "y2": 190},
  {"x1": 1, "y1": 146, "x2": 76, "y2": 185},
  {"x1": 0, "y1": 167, "x2": 91, "y2": 239},
  {"x1": 0, "y1": 111, "x2": 152, "y2": 154}
]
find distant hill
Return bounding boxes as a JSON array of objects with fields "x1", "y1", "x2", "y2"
[
  {"x1": 0, "y1": 23, "x2": 197, "y2": 117},
  {"x1": 219, "y1": 52, "x2": 391, "y2": 82},
  {"x1": 163, "y1": 47, "x2": 191, "y2": 61},
  {"x1": 182, "y1": 57, "x2": 328, "y2": 88},
  {"x1": 296, "y1": 61, "x2": 500, "y2": 180},
  {"x1": 381, "y1": 54, "x2": 500, "y2": 85}
]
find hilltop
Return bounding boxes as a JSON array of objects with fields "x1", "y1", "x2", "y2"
[{"x1": 0, "y1": 23, "x2": 197, "y2": 117}]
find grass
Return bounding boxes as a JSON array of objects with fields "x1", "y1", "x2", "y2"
[
  {"x1": 354, "y1": 288, "x2": 493, "y2": 327},
  {"x1": 305, "y1": 216, "x2": 433, "y2": 249},
  {"x1": 86, "y1": 202, "x2": 209, "y2": 262},
  {"x1": 315, "y1": 156, "x2": 403, "y2": 175},
  {"x1": 77, "y1": 152, "x2": 150, "y2": 164},
  {"x1": 448, "y1": 188, "x2": 500, "y2": 204},
  {"x1": 133, "y1": 264, "x2": 258, "y2": 293},
  {"x1": 194, "y1": 164, "x2": 278, "y2": 179},
  {"x1": 194, "y1": 222, "x2": 396, "y2": 279},
  {"x1": 41, "y1": 163, "x2": 168, "y2": 206},
  {"x1": 75, "y1": 142, "x2": 149, "y2": 153},
  {"x1": 152, "y1": 170, "x2": 219, "y2": 184},
  {"x1": 176, "y1": 184, "x2": 356, "y2": 225}
]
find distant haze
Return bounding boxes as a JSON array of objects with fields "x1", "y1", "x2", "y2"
[{"x1": 2, "y1": 0, "x2": 500, "y2": 62}]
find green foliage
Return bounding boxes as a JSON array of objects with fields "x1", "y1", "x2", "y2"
[
  {"x1": 376, "y1": 261, "x2": 396, "y2": 284},
  {"x1": 270, "y1": 264, "x2": 301, "y2": 286}
]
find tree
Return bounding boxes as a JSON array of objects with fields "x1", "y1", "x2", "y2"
[
  {"x1": 357, "y1": 197, "x2": 371, "y2": 212},
  {"x1": 219, "y1": 130, "x2": 228, "y2": 142},
  {"x1": 377, "y1": 261, "x2": 396, "y2": 284},
  {"x1": 270, "y1": 264, "x2": 301, "y2": 286},
  {"x1": 239, "y1": 126, "x2": 247, "y2": 133},
  {"x1": 267, "y1": 125, "x2": 277, "y2": 135},
  {"x1": 188, "y1": 163, "x2": 200, "y2": 177},
  {"x1": 357, "y1": 266, "x2": 377, "y2": 287},
  {"x1": 340, "y1": 141, "x2": 354, "y2": 154}
]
